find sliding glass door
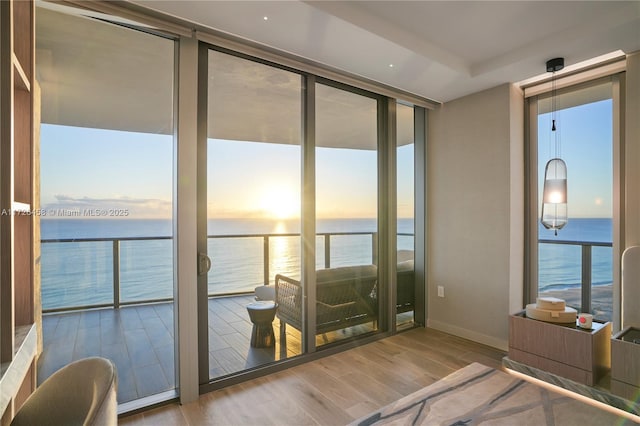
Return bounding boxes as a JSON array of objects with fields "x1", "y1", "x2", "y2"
[
  {"x1": 195, "y1": 41, "x2": 433, "y2": 388},
  {"x1": 36, "y1": 2, "x2": 426, "y2": 409},
  {"x1": 314, "y1": 82, "x2": 380, "y2": 346},
  {"x1": 202, "y1": 48, "x2": 303, "y2": 382}
]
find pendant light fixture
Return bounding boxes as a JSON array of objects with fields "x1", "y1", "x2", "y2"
[{"x1": 541, "y1": 57, "x2": 567, "y2": 236}]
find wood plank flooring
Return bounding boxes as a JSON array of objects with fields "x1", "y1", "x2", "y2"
[
  {"x1": 119, "y1": 327, "x2": 507, "y2": 425},
  {"x1": 39, "y1": 295, "x2": 407, "y2": 403}
]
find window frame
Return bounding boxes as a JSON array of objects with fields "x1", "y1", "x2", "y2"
[
  {"x1": 524, "y1": 73, "x2": 625, "y2": 331},
  {"x1": 195, "y1": 39, "x2": 428, "y2": 394}
]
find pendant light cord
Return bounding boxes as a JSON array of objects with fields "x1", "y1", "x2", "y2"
[
  {"x1": 551, "y1": 70, "x2": 560, "y2": 159},
  {"x1": 552, "y1": 70, "x2": 556, "y2": 133}
]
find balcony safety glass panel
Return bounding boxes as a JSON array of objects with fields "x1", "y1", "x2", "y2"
[
  {"x1": 536, "y1": 82, "x2": 613, "y2": 322},
  {"x1": 314, "y1": 83, "x2": 379, "y2": 346},
  {"x1": 396, "y1": 103, "x2": 415, "y2": 329},
  {"x1": 36, "y1": 5, "x2": 176, "y2": 404},
  {"x1": 206, "y1": 49, "x2": 302, "y2": 380}
]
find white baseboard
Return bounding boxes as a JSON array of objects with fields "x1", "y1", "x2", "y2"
[{"x1": 427, "y1": 319, "x2": 508, "y2": 352}]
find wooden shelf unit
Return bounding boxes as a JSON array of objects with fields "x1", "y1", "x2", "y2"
[
  {"x1": 1, "y1": 0, "x2": 39, "y2": 423},
  {"x1": 12, "y1": 56, "x2": 30, "y2": 92}
]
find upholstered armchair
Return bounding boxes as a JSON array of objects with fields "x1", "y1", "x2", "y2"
[{"x1": 11, "y1": 357, "x2": 118, "y2": 426}]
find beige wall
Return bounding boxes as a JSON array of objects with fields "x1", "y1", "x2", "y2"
[
  {"x1": 426, "y1": 54, "x2": 640, "y2": 347},
  {"x1": 624, "y1": 52, "x2": 640, "y2": 327},
  {"x1": 427, "y1": 83, "x2": 524, "y2": 350}
]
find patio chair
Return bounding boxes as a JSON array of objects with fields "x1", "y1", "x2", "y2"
[
  {"x1": 276, "y1": 264, "x2": 378, "y2": 335},
  {"x1": 396, "y1": 258, "x2": 415, "y2": 313}
]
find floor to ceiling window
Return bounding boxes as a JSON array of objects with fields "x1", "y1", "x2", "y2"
[
  {"x1": 36, "y1": 4, "x2": 176, "y2": 405},
  {"x1": 314, "y1": 82, "x2": 380, "y2": 346},
  {"x1": 35, "y1": 3, "x2": 428, "y2": 404},
  {"x1": 530, "y1": 79, "x2": 616, "y2": 323}
]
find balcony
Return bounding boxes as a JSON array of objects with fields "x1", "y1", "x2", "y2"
[
  {"x1": 38, "y1": 231, "x2": 415, "y2": 403},
  {"x1": 40, "y1": 296, "x2": 287, "y2": 403}
]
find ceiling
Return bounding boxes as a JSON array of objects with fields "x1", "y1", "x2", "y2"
[
  {"x1": 36, "y1": 3, "x2": 413, "y2": 147},
  {"x1": 35, "y1": 1, "x2": 639, "y2": 147},
  {"x1": 132, "y1": 0, "x2": 640, "y2": 103}
]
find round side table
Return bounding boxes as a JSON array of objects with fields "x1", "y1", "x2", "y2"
[{"x1": 246, "y1": 301, "x2": 278, "y2": 348}]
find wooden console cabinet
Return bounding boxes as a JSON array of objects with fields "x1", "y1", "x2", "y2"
[{"x1": 509, "y1": 311, "x2": 611, "y2": 386}]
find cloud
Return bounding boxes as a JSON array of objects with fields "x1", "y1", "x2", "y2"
[{"x1": 43, "y1": 195, "x2": 172, "y2": 218}]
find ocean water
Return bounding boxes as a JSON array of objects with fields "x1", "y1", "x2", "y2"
[
  {"x1": 538, "y1": 218, "x2": 613, "y2": 291},
  {"x1": 41, "y1": 218, "x2": 415, "y2": 310},
  {"x1": 40, "y1": 217, "x2": 612, "y2": 310}
]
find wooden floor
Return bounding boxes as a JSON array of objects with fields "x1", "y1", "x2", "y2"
[
  {"x1": 39, "y1": 295, "x2": 392, "y2": 403},
  {"x1": 119, "y1": 327, "x2": 506, "y2": 425},
  {"x1": 206, "y1": 295, "x2": 384, "y2": 378}
]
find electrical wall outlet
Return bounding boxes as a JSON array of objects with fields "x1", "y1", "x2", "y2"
[{"x1": 437, "y1": 285, "x2": 445, "y2": 298}]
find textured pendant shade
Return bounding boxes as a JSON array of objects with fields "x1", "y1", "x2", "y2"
[{"x1": 541, "y1": 158, "x2": 568, "y2": 235}]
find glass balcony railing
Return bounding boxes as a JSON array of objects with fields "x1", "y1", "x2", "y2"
[
  {"x1": 538, "y1": 239, "x2": 613, "y2": 322},
  {"x1": 41, "y1": 232, "x2": 415, "y2": 312},
  {"x1": 43, "y1": 235, "x2": 611, "y2": 319}
]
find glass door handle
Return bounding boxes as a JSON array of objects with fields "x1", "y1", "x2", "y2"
[{"x1": 198, "y1": 253, "x2": 211, "y2": 276}]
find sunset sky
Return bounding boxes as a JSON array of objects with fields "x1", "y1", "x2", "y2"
[
  {"x1": 538, "y1": 98, "x2": 612, "y2": 218},
  {"x1": 40, "y1": 96, "x2": 610, "y2": 221},
  {"x1": 40, "y1": 125, "x2": 413, "y2": 220}
]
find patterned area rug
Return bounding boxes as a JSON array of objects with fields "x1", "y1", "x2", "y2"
[{"x1": 350, "y1": 362, "x2": 634, "y2": 425}]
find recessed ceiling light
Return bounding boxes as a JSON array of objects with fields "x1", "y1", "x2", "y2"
[
  {"x1": 389, "y1": 64, "x2": 394, "y2": 68},
  {"x1": 263, "y1": 16, "x2": 269, "y2": 21}
]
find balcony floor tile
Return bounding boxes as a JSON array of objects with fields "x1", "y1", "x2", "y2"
[{"x1": 39, "y1": 294, "x2": 390, "y2": 404}]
